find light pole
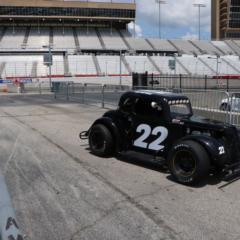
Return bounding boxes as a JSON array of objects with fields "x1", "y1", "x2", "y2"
[
  {"x1": 156, "y1": 0, "x2": 167, "y2": 39},
  {"x1": 119, "y1": 50, "x2": 122, "y2": 86},
  {"x1": 193, "y1": 3, "x2": 206, "y2": 40}
]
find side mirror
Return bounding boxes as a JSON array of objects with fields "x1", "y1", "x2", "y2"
[{"x1": 151, "y1": 102, "x2": 162, "y2": 111}]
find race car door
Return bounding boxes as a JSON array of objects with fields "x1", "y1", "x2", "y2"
[{"x1": 130, "y1": 96, "x2": 170, "y2": 155}]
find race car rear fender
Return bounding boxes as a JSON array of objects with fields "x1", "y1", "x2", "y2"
[
  {"x1": 90, "y1": 117, "x2": 122, "y2": 152},
  {"x1": 180, "y1": 135, "x2": 228, "y2": 167}
]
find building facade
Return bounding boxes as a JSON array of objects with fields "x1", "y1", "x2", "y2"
[
  {"x1": 212, "y1": 0, "x2": 240, "y2": 40},
  {"x1": 0, "y1": 0, "x2": 136, "y2": 28}
]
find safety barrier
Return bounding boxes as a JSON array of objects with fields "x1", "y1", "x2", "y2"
[{"x1": 53, "y1": 82, "x2": 240, "y2": 128}]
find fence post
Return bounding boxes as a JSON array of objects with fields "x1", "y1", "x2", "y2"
[
  {"x1": 204, "y1": 75, "x2": 207, "y2": 90},
  {"x1": 82, "y1": 84, "x2": 86, "y2": 104},
  {"x1": 39, "y1": 82, "x2": 42, "y2": 95},
  {"x1": 227, "y1": 79, "x2": 229, "y2": 92},
  {"x1": 54, "y1": 83, "x2": 57, "y2": 99},
  {"x1": 66, "y1": 83, "x2": 69, "y2": 101},
  {"x1": 179, "y1": 74, "x2": 182, "y2": 90},
  {"x1": 102, "y1": 84, "x2": 105, "y2": 108}
]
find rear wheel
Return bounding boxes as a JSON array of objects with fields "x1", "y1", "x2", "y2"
[
  {"x1": 168, "y1": 140, "x2": 210, "y2": 185},
  {"x1": 89, "y1": 124, "x2": 114, "y2": 157}
]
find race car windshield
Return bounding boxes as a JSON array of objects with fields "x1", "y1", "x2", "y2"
[{"x1": 170, "y1": 103, "x2": 191, "y2": 117}]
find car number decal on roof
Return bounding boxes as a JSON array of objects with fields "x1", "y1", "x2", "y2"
[{"x1": 133, "y1": 124, "x2": 168, "y2": 151}]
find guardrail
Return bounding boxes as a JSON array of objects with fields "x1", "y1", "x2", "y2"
[
  {"x1": 0, "y1": 171, "x2": 23, "y2": 240},
  {"x1": 53, "y1": 82, "x2": 240, "y2": 128}
]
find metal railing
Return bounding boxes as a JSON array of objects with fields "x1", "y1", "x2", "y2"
[
  {"x1": 147, "y1": 74, "x2": 240, "y2": 91},
  {"x1": 53, "y1": 82, "x2": 240, "y2": 127}
]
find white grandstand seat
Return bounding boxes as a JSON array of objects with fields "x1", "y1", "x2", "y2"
[
  {"x1": 0, "y1": 55, "x2": 39, "y2": 77},
  {"x1": 224, "y1": 40, "x2": 240, "y2": 55},
  {"x1": 177, "y1": 55, "x2": 213, "y2": 76},
  {"x1": 223, "y1": 56, "x2": 240, "y2": 74},
  {"x1": 170, "y1": 40, "x2": 201, "y2": 55},
  {"x1": 51, "y1": 56, "x2": 64, "y2": 75},
  {"x1": 211, "y1": 41, "x2": 235, "y2": 55},
  {"x1": 151, "y1": 56, "x2": 188, "y2": 74},
  {"x1": 199, "y1": 56, "x2": 238, "y2": 75},
  {"x1": 52, "y1": 28, "x2": 76, "y2": 50},
  {"x1": 147, "y1": 39, "x2": 177, "y2": 52},
  {"x1": 125, "y1": 56, "x2": 159, "y2": 74},
  {"x1": 97, "y1": 55, "x2": 128, "y2": 75},
  {"x1": 68, "y1": 55, "x2": 97, "y2": 75},
  {"x1": 27, "y1": 27, "x2": 50, "y2": 49},
  {"x1": 76, "y1": 28, "x2": 102, "y2": 50},
  {"x1": 191, "y1": 40, "x2": 223, "y2": 55},
  {"x1": 120, "y1": 30, "x2": 152, "y2": 51},
  {"x1": 99, "y1": 28, "x2": 128, "y2": 50},
  {"x1": 0, "y1": 27, "x2": 26, "y2": 49}
]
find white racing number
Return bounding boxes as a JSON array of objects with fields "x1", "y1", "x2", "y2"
[
  {"x1": 218, "y1": 146, "x2": 225, "y2": 155},
  {"x1": 133, "y1": 124, "x2": 168, "y2": 151}
]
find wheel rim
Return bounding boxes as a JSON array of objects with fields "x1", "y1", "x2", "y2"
[
  {"x1": 91, "y1": 130, "x2": 105, "y2": 150},
  {"x1": 173, "y1": 150, "x2": 196, "y2": 177}
]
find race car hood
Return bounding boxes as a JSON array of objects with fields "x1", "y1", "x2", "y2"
[{"x1": 180, "y1": 115, "x2": 231, "y2": 130}]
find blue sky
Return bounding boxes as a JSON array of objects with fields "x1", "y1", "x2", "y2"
[{"x1": 127, "y1": 0, "x2": 211, "y2": 40}]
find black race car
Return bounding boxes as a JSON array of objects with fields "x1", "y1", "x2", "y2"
[{"x1": 80, "y1": 90, "x2": 240, "y2": 185}]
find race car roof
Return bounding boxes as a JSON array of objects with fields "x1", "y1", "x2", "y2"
[{"x1": 132, "y1": 90, "x2": 189, "y2": 101}]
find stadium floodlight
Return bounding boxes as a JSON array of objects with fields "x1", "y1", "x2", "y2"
[
  {"x1": 155, "y1": 0, "x2": 167, "y2": 39},
  {"x1": 193, "y1": 3, "x2": 206, "y2": 40}
]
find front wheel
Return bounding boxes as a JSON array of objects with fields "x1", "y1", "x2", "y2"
[
  {"x1": 168, "y1": 140, "x2": 210, "y2": 185},
  {"x1": 89, "y1": 124, "x2": 114, "y2": 157}
]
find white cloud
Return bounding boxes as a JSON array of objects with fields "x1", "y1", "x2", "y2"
[
  {"x1": 136, "y1": 0, "x2": 210, "y2": 38},
  {"x1": 128, "y1": 21, "x2": 143, "y2": 37},
  {"x1": 181, "y1": 32, "x2": 198, "y2": 40}
]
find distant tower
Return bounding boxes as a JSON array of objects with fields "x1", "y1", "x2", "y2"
[{"x1": 212, "y1": 0, "x2": 240, "y2": 40}]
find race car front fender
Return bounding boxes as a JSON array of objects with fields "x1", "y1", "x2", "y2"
[{"x1": 90, "y1": 117, "x2": 123, "y2": 152}]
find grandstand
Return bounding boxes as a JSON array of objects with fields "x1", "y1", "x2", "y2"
[{"x1": 1, "y1": 0, "x2": 240, "y2": 80}]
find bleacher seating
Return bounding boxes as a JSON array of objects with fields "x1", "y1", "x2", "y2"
[
  {"x1": 169, "y1": 40, "x2": 202, "y2": 55},
  {"x1": 97, "y1": 55, "x2": 128, "y2": 75},
  {"x1": 211, "y1": 41, "x2": 235, "y2": 55},
  {"x1": 225, "y1": 40, "x2": 240, "y2": 55},
  {"x1": 147, "y1": 39, "x2": 177, "y2": 52},
  {"x1": 99, "y1": 29, "x2": 128, "y2": 50},
  {"x1": 191, "y1": 40, "x2": 223, "y2": 55},
  {"x1": 177, "y1": 55, "x2": 213, "y2": 76},
  {"x1": 223, "y1": 56, "x2": 240, "y2": 74},
  {"x1": 125, "y1": 55, "x2": 158, "y2": 73},
  {"x1": 199, "y1": 56, "x2": 239, "y2": 75},
  {"x1": 53, "y1": 28, "x2": 76, "y2": 50},
  {"x1": 151, "y1": 56, "x2": 188, "y2": 75},
  {"x1": 76, "y1": 28, "x2": 102, "y2": 50},
  {"x1": 68, "y1": 55, "x2": 97, "y2": 75},
  {"x1": 0, "y1": 27, "x2": 26, "y2": 49},
  {"x1": 27, "y1": 27, "x2": 50, "y2": 49},
  {"x1": 120, "y1": 30, "x2": 153, "y2": 51}
]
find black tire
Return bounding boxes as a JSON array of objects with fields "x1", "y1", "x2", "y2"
[
  {"x1": 168, "y1": 140, "x2": 210, "y2": 185},
  {"x1": 89, "y1": 124, "x2": 114, "y2": 157},
  {"x1": 220, "y1": 103, "x2": 230, "y2": 111}
]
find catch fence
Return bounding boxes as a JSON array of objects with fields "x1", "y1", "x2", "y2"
[{"x1": 53, "y1": 82, "x2": 240, "y2": 128}]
